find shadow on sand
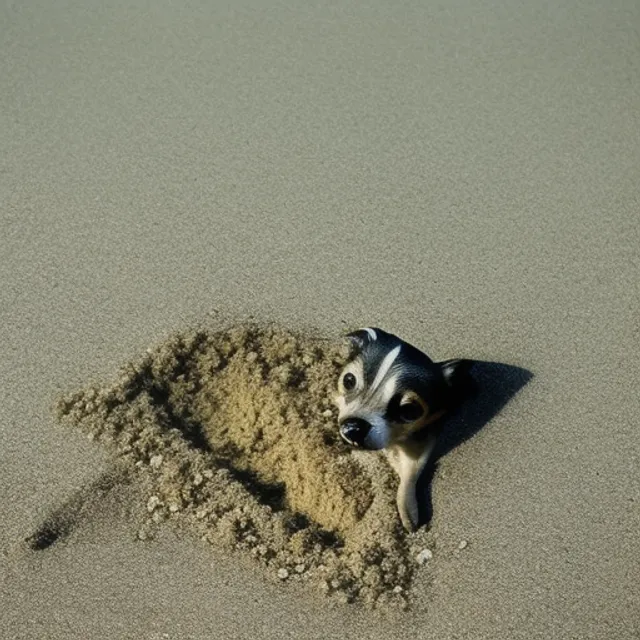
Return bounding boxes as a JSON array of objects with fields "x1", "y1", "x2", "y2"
[{"x1": 417, "y1": 360, "x2": 533, "y2": 527}]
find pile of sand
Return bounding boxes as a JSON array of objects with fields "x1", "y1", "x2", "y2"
[{"x1": 56, "y1": 325, "x2": 433, "y2": 608}]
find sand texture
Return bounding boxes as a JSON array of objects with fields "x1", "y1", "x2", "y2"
[
  {"x1": 2, "y1": 0, "x2": 639, "y2": 638},
  {"x1": 55, "y1": 325, "x2": 432, "y2": 608}
]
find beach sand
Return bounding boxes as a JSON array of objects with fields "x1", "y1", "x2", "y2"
[{"x1": 1, "y1": 0, "x2": 639, "y2": 638}]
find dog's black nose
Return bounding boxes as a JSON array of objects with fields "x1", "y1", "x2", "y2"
[{"x1": 339, "y1": 418, "x2": 371, "y2": 447}]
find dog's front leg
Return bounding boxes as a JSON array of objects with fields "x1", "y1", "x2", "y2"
[{"x1": 388, "y1": 435, "x2": 437, "y2": 531}]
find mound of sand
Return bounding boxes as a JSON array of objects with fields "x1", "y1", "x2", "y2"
[{"x1": 56, "y1": 325, "x2": 433, "y2": 608}]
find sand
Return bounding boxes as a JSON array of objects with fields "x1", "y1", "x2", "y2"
[
  {"x1": 54, "y1": 325, "x2": 432, "y2": 608},
  {"x1": 1, "y1": 0, "x2": 639, "y2": 638}
]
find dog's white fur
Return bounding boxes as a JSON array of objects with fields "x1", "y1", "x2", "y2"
[{"x1": 385, "y1": 437, "x2": 438, "y2": 531}]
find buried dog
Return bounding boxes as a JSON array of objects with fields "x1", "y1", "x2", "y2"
[{"x1": 335, "y1": 328, "x2": 474, "y2": 531}]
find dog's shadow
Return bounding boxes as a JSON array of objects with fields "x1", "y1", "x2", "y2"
[{"x1": 417, "y1": 361, "x2": 533, "y2": 527}]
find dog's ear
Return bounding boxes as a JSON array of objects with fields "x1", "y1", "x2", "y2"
[
  {"x1": 346, "y1": 327, "x2": 381, "y2": 350},
  {"x1": 439, "y1": 359, "x2": 474, "y2": 397}
]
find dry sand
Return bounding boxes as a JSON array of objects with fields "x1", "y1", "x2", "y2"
[{"x1": 1, "y1": 0, "x2": 639, "y2": 638}]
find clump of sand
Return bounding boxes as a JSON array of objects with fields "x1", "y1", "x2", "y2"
[{"x1": 56, "y1": 325, "x2": 433, "y2": 608}]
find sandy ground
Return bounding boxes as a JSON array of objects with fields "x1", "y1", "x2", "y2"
[{"x1": 1, "y1": 0, "x2": 639, "y2": 638}]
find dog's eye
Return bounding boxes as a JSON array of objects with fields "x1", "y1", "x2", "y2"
[
  {"x1": 342, "y1": 372, "x2": 357, "y2": 391},
  {"x1": 398, "y1": 400, "x2": 424, "y2": 422}
]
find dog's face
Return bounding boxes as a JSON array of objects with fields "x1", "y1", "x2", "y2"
[{"x1": 335, "y1": 328, "x2": 471, "y2": 450}]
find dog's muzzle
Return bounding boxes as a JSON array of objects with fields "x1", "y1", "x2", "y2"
[{"x1": 339, "y1": 418, "x2": 371, "y2": 447}]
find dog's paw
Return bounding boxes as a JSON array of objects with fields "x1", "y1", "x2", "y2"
[
  {"x1": 399, "y1": 509, "x2": 418, "y2": 532},
  {"x1": 397, "y1": 483, "x2": 419, "y2": 532}
]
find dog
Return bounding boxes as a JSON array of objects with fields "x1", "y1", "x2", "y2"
[{"x1": 334, "y1": 327, "x2": 473, "y2": 531}]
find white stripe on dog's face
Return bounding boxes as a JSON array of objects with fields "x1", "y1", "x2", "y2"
[
  {"x1": 369, "y1": 344, "x2": 401, "y2": 396},
  {"x1": 379, "y1": 374, "x2": 399, "y2": 405}
]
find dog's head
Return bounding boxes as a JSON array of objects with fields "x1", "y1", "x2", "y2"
[{"x1": 335, "y1": 328, "x2": 473, "y2": 450}]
